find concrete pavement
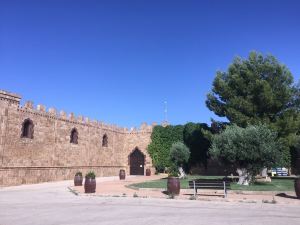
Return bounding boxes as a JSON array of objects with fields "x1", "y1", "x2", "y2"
[{"x1": 0, "y1": 178, "x2": 300, "y2": 225}]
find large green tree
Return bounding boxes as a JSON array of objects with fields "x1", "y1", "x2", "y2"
[
  {"x1": 183, "y1": 123, "x2": 210, "y2": 169},
  {"x1": 210, "y1": 124, "x2": 283, "y2": 184},
  {"x1": 206, "y1": 52, "x2": 300, "y2": 166}
]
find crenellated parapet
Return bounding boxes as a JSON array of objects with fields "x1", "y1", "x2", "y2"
[
  {"x1": 1, "y1": 90, "x2": 155, "y2": 134},
  {"x1": 0, "y1": 90, "x2": 21, "y2": 106}
]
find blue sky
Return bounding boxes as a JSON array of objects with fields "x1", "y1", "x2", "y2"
[{"x1": 1, "y1": 0, "x2": 300, "y2": 128}]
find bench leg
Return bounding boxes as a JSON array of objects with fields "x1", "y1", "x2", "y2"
[{"x1": 223, "y1": 181, "x2": 227, "y2": 198}]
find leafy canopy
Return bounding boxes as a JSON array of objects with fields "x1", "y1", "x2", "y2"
[
  {"x1": 210, "y1": 124, "x2": 283, "y2": 177},
  {"x1": 170, "y1": 142, "x2": 190, "y2": 167},
  {"x1": 169, "y1": 142, "x2": 190, "y2": 176},
  {"x1": 147, "y1": 125, "x2": 184, "y2": 171},
  {"x1": 206, "y1": 52, "x2": 300, "y2": 166},
  {"x1": 183, "y1": 122, "x2": 210, "y2": 168},
  {"x1": 85, "y1": 171, "x2": 96, "y2": 179},
  {"x1": 147, "y1": 123, "x2": 211, "y2": 172}
]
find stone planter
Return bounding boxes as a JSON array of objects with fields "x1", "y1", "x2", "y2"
[
  {"x1": 84, "y1": 177, "x2": 96, "y2": 193},
  {"x1": 167, "y1": 177, "x2": 180, "y2": 195},
  {"x1": 295, "y1": 177, "x2": 300, "y2": 199},
  {"x1": 74, "y1": 175, "x2": 83, "y2": 186},
  {"x1": 119, "y1": 169, "x2": 126, "y2": 180},
  {"x1": 146, "y1": 168, "x2": 151, "y2": 176}
]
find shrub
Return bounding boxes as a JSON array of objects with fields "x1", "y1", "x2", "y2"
[
  {"x1": 75, "y1": 171, "x2": 82, "y2": 176},
  {"x1": 85, "y1": 171, "x2": 96, "y2": 179},
  {"x1": 168, "y1": 142, "x2": 190, "y2": 176},
  {"x1": 133, "y1": 193, "x2": 138, "y2": 198},
  {"x1": 170, "y1": 142, "x2": 190, "y2": 166}
]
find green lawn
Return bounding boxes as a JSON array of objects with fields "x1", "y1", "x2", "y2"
[{"x1": 130, "y1": 175, "x2": 295, "y2": 191}]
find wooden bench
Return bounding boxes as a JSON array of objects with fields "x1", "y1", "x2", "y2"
[{"x1": 188, "y1": 179, "x2": 231, "y2": 198}]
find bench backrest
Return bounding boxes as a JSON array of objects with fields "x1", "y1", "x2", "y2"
[{"x1": 188, "y1": 179, "x2": 231, "y2": 189}]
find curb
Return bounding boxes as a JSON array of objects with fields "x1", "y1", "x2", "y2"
[{"x1": 128, "y1": 187, "x2": 295, "y2": 196}]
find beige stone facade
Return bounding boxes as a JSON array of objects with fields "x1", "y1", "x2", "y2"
[{"x1": 0, "y1": 90, "x2": 154, "y2": 186}]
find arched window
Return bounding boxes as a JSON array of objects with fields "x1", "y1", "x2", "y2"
[
  {"x1": 21, "y1": 119, "x2": 34, "y2": 139},
  {"x1": 70, "y1": 128, "x2": 78, "y2": 144},
  {"x1": 102, "y1": 134, "x2": 108, "y2": 147}
]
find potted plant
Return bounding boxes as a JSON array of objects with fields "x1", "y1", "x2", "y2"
[
  {"x1": 119, "y1": 169, "x2": 126, "y2": 180},
  {"x1": 146, "y1": 168, "x2": 151, "y2": 176},
  {"x1": 295, "y1": 176, "x2": 300, "y2": 199},
  {"x1": 167, "y1": 165, "x2": 181, "y2": 196},
  {"x1": 74, "y1": 171, "x2": 83, "y2": 186},
  {"x1": 167, "y1": 142, "x2": 190, "y2": 196},
  {"x1": 84, "y1": 171, "x2": 96, "y2": 193}
]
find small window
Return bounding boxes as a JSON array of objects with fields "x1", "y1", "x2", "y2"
[
  {"x1": 102, "y1": 134, "x2": 108, "y2": 147},
  {"x1": 21, "y1": 119, "x2": 34, "y2": 139},
  {"x1": 70, "y1": 128, "x2": 78, "y2": 144}
]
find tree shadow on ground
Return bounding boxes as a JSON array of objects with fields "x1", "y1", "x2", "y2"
[
  {"x1": 162, "y1": 191, "x2": 169, "y2": 195},
  {"x1": 275, "y1": 193, "x2": 298, "y2": 199}
]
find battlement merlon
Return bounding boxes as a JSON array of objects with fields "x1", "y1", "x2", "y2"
[
  {"x1": 0, "y1": 90, "x2": 22, "y2": 105},
  {"x1": 0, "y1": 89, "x2": 155, "y2": 133}
]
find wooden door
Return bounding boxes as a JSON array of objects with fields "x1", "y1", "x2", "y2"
[{"x1": 129, "y1": 149, "x2": 145, "y2": 175}]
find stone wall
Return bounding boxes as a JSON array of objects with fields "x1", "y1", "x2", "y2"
[{"x1": 0, "y1": 90, "x2": 154, "y2": 186}]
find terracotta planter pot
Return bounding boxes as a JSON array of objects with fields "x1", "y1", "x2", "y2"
[
  {"x1": 295, "y1": 178, "x2": 300, "y2": 199},
  {"x1": 119, "y1": 169, "x2": 126, "y2": 180},
  {"x1": 74, "y1": 175, "x2": 83, "y2": 186},
  {"x1": 84, "y1": 177, "x2": 96, "y2": 193},
  {"x1": 167, "y1": 177, "x2": 180, "y2": 195},
  {"x1": 146, "y1": 168, "x2": 151, "y2": 176}
]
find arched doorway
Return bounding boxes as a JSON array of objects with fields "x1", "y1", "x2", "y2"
[{"x1": 129, "y1": 148, "x2": 145, "y2": 175}]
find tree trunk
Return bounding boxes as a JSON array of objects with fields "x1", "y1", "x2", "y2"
[
  {"x1": 178, "y1": 167, "x2": 186, "y2": 179},
  {"x1": 236, "y1": 168, "x2": 251, "y2": 185}
]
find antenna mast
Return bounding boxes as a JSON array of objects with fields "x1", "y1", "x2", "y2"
[{"x1": 162, "y1": 100, "x2": 169, "y2": 127}]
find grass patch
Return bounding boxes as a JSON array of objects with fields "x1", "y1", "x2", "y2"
[
  {"x1": 130, "y1": 175, "x2": 295, "y2": 191},
  {"x1": 231, "y1": 178, "x2": 294, "y2": 191}
]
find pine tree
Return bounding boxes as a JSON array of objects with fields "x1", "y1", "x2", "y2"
[{"x1": 206, "y1": 52, "x2": 300, "y2": 166}]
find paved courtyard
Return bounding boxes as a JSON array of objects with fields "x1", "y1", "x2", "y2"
[
  {"x1": 71, "y1": 175, "x2": 300, "y2": 205},
  {"x1": 1, "y1": 177, "x2": 300, "y2": 225}
]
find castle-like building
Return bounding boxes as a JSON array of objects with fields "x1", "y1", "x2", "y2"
[{"x1": 0, "y1": 90, "x2": 154, "y2": 186}]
